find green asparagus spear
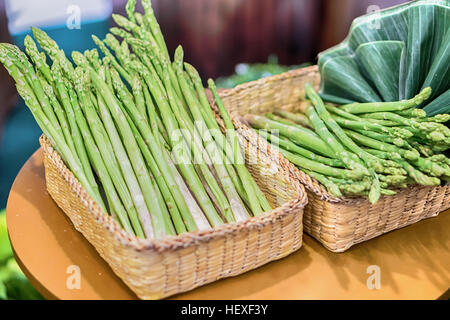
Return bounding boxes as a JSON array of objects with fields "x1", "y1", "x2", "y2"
[
  {"x1": 305, "y1": 83, "x2": 380, "y2": 203},
  {"x1": 92, "y1": 35, "x2": 132, "y2": 84},
  {"x1": 277, "y1": 149, "x2": 366, "y2": 180},
  {"x1": 89, "y1": 67, "x2": 173, "y2": 239},
  {"x1": 24, "y1": 35, "x2": 53, "y2": 84},
  {"x1": 246, "y1": 114, "x2": 336, "y2": 158},
  {"x1": 154, "y1": 62, "x2": 230, "y2": 224},
  {"x1": 272, "y1": 109, "x2": 312, "y2": 128},
  {"x1": 0, "y1": 46, "x2": 102, "y2": 207},
  {"x1": 183, "y1": 64, "x2": 251, "y2": 207},
  {"x1": 115, "y1": 90, "x2": 186, "y2": 234},
  {"x1": 303, "y1": 169, "x2": 342, "y2": 197},
  {"x1": 257, "y1": 130, "x2": 345, "y2": 167},
  {"x1": 141, "y1": 0, "x2": 170, "y2": 61},
  {"x1": 340, "y1": 87, "x2": 432, "y2": 114},
  {"x1": 344, "y1": 129, "x2": 420, "y2": 161},
  {"x1": 73, "y1": 71, "x2": 137, "y2": 234},
  {"x1": 118, "y1": 61, "x2": 223, "y2": 228},
  {"x1": 174, "y1": 50, "x2": 249, "y2": 221},
  {"x1": 305, "y1": 105, "x2": 370, "y2": 175},
  {"x1": 209, "y1": 79, "x2": 272, "y2": 214}
]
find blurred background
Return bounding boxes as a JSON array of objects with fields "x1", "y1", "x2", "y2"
[{"x1": 0, "y1": 0, "x2": 407, "y2": 299}]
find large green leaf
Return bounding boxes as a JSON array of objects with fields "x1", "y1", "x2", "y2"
[
  {"x1": 355, "y1": 41, "x2": 405, "y2": 101},
  {"x1": 320, "y1": 55, "x2": 380, "y2": 103},
  {"x1": 318, "y1": 0, "x2": 450, "y2": 115},
  {"x1": 403, "y1": 3, "x2": 436, "y2": 99},
  {"x1": 422, "y1": 27, "x2": 450, "y2": 99},
  {"x1": 423, "y1": 89, "x2": 450, "y2": 116}
]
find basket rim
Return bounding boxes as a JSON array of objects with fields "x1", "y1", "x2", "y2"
[
  {"x1": 40, "y1": 129, "x2": 307, "y2": 253},
  {"x1": 219, "y1": 65, "x2": 319, "y2": 101},
  {"x1": 219, "y1": 65, "x2": 447, "y2": 205}
]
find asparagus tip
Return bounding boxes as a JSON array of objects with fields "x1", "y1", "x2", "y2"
[
  {"x1": 24, "y1": 34, "x2": 34, "y2": 45},
  {"x1": 208, "y1": 79, "x2": 217, "y2": 91},
  {"x1": 417, "y1": 86, "x2": 432, "y2": 104},
  {"x1": 91, "y1": 34, "x2": 101, "y2": 43},
  {"x1": 175, "y1": 45, "x2": 184, "y2": 61}
]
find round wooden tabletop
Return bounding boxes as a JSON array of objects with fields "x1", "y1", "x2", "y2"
[{"x1": 6, "y1": 148, "x2": 450, "y2": 300}]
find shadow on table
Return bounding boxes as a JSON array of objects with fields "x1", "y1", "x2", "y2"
[{"x1": 307, "y1": 212, "x2": 449, "y2": 296}]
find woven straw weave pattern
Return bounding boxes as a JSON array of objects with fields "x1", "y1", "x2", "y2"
[
  {"x1": 40, "y1": 110, "x2": 307, "y2": 299},
  {"x1": 221, "y1": 66, "x2": 450, "y2": 253}
]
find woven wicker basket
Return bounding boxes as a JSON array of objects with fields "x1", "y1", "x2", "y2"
[
  {"x1": 221, "y1": 65, "x2": 450, "y2": 253},
  {"x1": 40, "y1": 110, "x2": 307, "y2": 299}
]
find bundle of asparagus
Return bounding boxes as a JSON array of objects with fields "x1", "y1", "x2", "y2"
[
  {"x1": 0, "y1": 0, "x2": 272, "y2": 239},
  {"x1": 246, "y1": 84, "x2": 450, "y2": 204}
]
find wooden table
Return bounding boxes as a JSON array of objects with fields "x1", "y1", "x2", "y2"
[{"x1": 6, "y1": 149, "x2": 450, "y2": 300}]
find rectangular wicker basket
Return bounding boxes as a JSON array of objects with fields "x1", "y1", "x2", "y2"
[
  {"x1": 221, "y1": 65, "x2": 450, "y2": 253},
  {"x1": 40, "y1": 110, "x2": 308, "y2": 299}
]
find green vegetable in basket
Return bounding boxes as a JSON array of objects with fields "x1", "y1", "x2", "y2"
[
  {"x1": 0, "y1": 0, "x2": 272, "y2": 241},
  {"x1": 246, "y1": 84, "x2": 450, "y2": 202}
]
